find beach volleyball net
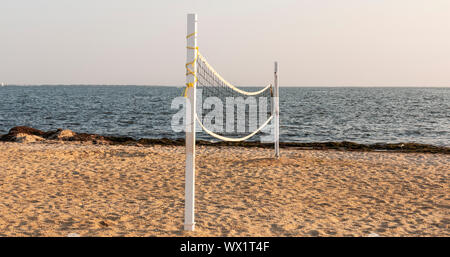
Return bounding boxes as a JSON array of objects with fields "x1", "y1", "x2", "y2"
[
  {"x1": 190, "y1": 52, "x2": 274, "y2": 142},
  {"x1": 183, "y1": 14, "x2": 279, "y2": 231}
]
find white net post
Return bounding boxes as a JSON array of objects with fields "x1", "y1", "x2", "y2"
[
  {"x1": 184, "y1": 13, "x2": 197, "y2": 231},
  {"x1": 274, "y1": 62, "x2": 280, "y2": 158}
]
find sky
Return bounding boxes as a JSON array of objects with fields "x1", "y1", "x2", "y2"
[{"x1": 1, "y1": 0, "x2": 449, "y2": 87}]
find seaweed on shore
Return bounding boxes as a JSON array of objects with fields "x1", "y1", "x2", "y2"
[{"x1": 0, "y1": 126, "x2": 448, "y2": 154}]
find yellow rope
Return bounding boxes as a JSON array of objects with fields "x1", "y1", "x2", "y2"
[
  {"x1": 186, "y1": 32, "x2": 197, "y2": 39},
  {"x1": 184, "y1": 33, "x2": 198, "y2": 97}
]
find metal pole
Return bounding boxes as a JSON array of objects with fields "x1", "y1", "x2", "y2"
[
  {"x1": 274, "y1": 62, "x2": 280, "y2": 158},
  {"x1": 184, "y1": 13, "x2": 197, "y2": 231}
]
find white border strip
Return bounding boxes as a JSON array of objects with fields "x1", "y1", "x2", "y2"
[
  {"x1": 197, "y1": 53, "x2": 272, "y2": 96},
  {"x1": 195, "y1": 114, "x2": 274, "y2": 142}
]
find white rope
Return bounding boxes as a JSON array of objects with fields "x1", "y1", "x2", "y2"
[
  {"x1": 195, "y1": 114, "x2": 273, "y2": 142},
  {"x1": 197, "y1": 53, "x2": 272, "y2": 96}
]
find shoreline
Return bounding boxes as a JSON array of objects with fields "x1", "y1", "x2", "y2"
[{"x1": 1, "y1": 126, "x2": 449, "y2": 154}]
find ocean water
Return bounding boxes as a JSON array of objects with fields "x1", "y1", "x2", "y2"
[{"x1": 0, "y1": 86, "x2": 448, "y2": 146}]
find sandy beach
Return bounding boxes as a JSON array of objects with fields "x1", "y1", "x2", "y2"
[{"x1": 0, "y1": 141, "x2": 448, "y2": 237}]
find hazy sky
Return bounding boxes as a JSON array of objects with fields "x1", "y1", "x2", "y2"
[{"x1": 1, "y1": 0, "x2": 449, "y2": 86}]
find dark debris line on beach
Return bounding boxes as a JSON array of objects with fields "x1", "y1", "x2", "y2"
[{"x1": 0, "y1": 126, "x2": 449, "y2": 154}]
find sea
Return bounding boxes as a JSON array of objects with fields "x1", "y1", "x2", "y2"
[{"x1": 0, "y1": 86, "x2": 448, "y2": 146}]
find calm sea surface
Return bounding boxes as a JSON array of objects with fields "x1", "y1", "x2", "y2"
[{"x1": 0, "y1": 86, "x2": 448, "y2": 146}]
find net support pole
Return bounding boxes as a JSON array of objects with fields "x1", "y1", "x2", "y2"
[
  {"x1": 184, "y1": 13, "x2": 197, "y2": 231},
  {"x1": 274, "y1": 62, "x2": 280, "y2": 158}
]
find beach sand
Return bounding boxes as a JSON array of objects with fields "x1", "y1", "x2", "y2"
[{"x1": 0, "y1": 141, "x2": 448, "y2": 237}]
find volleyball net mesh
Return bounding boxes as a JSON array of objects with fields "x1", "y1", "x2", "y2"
[{"x1": 186, "y1": 51, "x2": 274, "y2": 142}]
